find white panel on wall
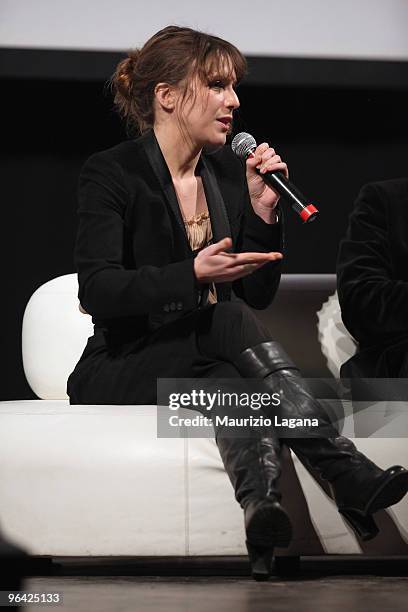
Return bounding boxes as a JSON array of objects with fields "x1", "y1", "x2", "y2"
[{"x1": 0, "y1": 0, "x2": 408, "y2": 61}]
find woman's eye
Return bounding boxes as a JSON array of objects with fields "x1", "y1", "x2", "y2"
[{"x1": 209, "y1": 80, "x2": 225, "y2": 89}]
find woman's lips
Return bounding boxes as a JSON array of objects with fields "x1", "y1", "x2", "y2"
[{"x1": 216, "y1": 118, "x2": 231, "y2": 129}]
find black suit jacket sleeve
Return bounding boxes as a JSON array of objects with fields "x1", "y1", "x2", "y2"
[
  {"x1": 337, "y1": 182, "x2": 408, "y2": 344},
  {"x1": 75, "y1": 152, "x2": 199, "y2": 319},
  {"x1": 232, "y1": 191, "x2": 283, "y2": 309}
]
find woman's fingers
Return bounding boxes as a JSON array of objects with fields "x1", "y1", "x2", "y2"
[
  {"x1": 206, "y1": 237, "x2": 232, "y2": 254},
  {"x1": 255, "y1": 142, "x2": 270, "y2": 159},
  {"x1": 246, "y1": 143, "x2": 289, "y2": 180},
  {"x1": 259, "y1": 160, "x2": 289, "y2": 179},
  {"x1": 245, "y1": 142, "x2": 269, "y2": 170},
  {"x1": 194, "y1": 239, "x2": 283, "y2": 284},
  {"x1": 224, "y1": 251, "x2": 283, "y2": 266},
  {"x1": 207, "y1": 240, "x2": 282, "y2": 264},
  {"x1": 215, "y1": 253, "x2": 282, "y2": 281},
  {"x1": 219, "y1": 261, "x2": 269, "y2": 282},
  {"x1": 234, "y1": 261, "x2": 267, "y2": 277}
]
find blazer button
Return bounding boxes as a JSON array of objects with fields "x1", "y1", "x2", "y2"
[
  {"x1": 176, "y1": 301, "x2": 183, "y2": 311},
  {"x1": 163, "y1": 304, "x2": 170, "y2": 312},
  {"x1": 170, "y1": 301, "x2": 176, "y2": 311}
]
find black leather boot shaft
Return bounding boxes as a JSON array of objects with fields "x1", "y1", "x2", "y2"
[
  {"x1": 234, "y1": 341, "x2": 339, "y2": 437},
  {"x1": 234, "y1": 341, "x2": 298, "y2": 379},
  {"x1": 215, "y1": 428, "x2": 293, "y2": 571},
  {"x1": 215, "y1": 431, "x2": 282, "y2": 509},
  {"x1": 289, "y1": 436, "x2": 383, "y2": 488}
]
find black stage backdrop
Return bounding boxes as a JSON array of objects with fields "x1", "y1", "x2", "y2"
[{"x1": 1, "y1": 51, "x2": 408, "y2": 400}]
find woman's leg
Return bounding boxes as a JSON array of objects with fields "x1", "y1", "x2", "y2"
[
  {"x1": 196, "y1": 301, "x2": 272, "y2": 362},
  {"x1": 193, "y1": 304, "x2": 293, "y2": 578},
  {"x1": 70, "y1": 304, "x2": 292, "y2": 579},
  {"x1": 192, "y1": 302, "x2": 408, "y2": 542},
  {"x1": 210, "y1": 376, "x2": 292, "y2": 581},
  {"x1": 192, "y1": 309, "x2": 291, "y2": 579},
  {"x1": 233, "y1": 339, "x2": 408, "y2": 540}
]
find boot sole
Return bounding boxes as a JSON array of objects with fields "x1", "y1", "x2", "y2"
[
  {"x1": 246, "y1": 540, "x2": 274, "y2": 581},
  {"x1": 339, "y1": 469, "x2": 408, "y2": 541},
  {"x1": 246, "y1": 502, "x2": 293, "y2": 549},
  {"x1": 339, "y1": 510, "x2": 379, "y2": 541},
  {"x1": 367, "y1": 469, "x2": 408, "y2": 514}
]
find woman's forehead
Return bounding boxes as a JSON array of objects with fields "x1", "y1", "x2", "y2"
[
  {"x1": 205, "y1": 53, "x2": 236, "y2": 77},
  {"x1": 186, "y1": 51, "x2": 242, "y2": 88}
]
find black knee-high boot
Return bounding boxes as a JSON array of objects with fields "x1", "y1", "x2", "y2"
[
  {"x1": 215, "y1": 422, "x2": 292, "y2": 580},
  {"x1": 234, "y1": 341, "x2": 408, "y2": 541}
]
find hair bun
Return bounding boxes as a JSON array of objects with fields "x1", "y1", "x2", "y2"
[
  {"x1": 115, "y1": 50, "x2": 140, "y2": 98},
  {"x1": 126, "y1": 49, "x2": 141, "y2": 72}
]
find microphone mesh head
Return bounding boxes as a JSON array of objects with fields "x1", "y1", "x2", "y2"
[{"x1": 231, "y1": 132, "x2": 257, "y2": 158}]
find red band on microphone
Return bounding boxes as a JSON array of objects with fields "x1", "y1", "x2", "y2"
[{"x1": 300, "y1": 204, "x2": 319, "y2": 223}]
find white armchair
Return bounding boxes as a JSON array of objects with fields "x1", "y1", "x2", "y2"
[
  {"x1": 0, "y1": 274, "x2": 406, "y2": 559},
  {"x1": 317, "y1": 290, "x2": 357, "y2": 378}
]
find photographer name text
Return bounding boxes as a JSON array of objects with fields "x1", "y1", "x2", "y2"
[{"x1": 167, "y1": 414, "x2": 319, "y2": 429}]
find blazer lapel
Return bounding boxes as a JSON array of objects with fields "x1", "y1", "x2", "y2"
[
  {"x1": 200, "y1": 156, "x2": 233, "y2": 301},
  {"x1": 200, "y1": 155, "x2": 232, "y2": 245},
  {"x1": 142, "y1": 129, "x2": 192, "y2": 255}
]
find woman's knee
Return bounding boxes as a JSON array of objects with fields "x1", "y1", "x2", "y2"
[
  {"x1": 211, "y1": 301, "x2": 258, "y2": 325},
  {"x1": 197, "y1": 300, "x2": 271, "y2": 361}
]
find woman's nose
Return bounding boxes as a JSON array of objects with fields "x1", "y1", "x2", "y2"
[{"x1": 226, "y1": 87, "x2": 240, "y2": 110}]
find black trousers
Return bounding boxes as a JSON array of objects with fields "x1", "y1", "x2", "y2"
[{"x1": 68, "y1": 302, "x2": 271, "y2": 405}]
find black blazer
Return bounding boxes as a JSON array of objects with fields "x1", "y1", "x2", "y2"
[
  {"x1": 337, "y1": 178, "x2": 408, "y2": 377},
  {"x1": 75, "y1": 128, "x2": 284, "y2": 351}
]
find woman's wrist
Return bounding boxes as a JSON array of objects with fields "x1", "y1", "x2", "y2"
[{"x1": 251, "y1": 200, "x2": 280, "y2": 224}]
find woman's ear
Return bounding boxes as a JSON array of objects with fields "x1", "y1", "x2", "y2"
[{"x1": 154, "y1": 82, "x2": 177, "y2": 111}]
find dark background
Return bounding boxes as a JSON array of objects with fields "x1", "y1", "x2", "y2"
[{"x1": 1, "y1": 50, "x2": 408, "y2": 400}]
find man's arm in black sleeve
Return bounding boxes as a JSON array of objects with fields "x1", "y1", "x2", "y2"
[
  {"x1": 337, "y1": 182, "x2": 408, "y2": 344},
  {"x1": 232, "y1": 172, "x2": 284, "y2": 309}
]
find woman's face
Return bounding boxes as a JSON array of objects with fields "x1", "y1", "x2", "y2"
[{"x1": 176, "y1": 65, "x2": 240, "y2": 149}]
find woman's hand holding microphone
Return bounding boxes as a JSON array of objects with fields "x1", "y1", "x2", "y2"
[{"x1": 246, "y1": 142, "x2": 289, "y2": 223}]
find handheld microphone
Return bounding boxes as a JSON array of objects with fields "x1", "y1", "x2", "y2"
[{"x1": 231, "y1": 132, "x2": 319, "y2": 224}]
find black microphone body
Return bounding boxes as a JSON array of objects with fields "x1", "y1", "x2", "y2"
[{"x1": 231, "y1": 132, "x2": 319, "y2": 224}]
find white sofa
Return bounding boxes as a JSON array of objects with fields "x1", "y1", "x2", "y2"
[{"x1": 0, "y1": 274, "x2": 407, "y2": 559}]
